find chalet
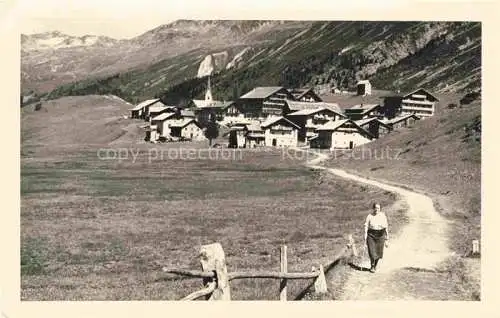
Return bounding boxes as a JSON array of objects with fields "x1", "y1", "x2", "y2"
[
  {"x1": 312, "y1": 119, "x2": 374, "y2": 149},
  {"x1": 286, "y1": 107, "x2": 347, "y2": 142},
  {"x1": 357, "y1": 80, "x2": 372, "y2": 96},
  {"x1": 384, "y1": 114, "x2": 421, "y2": 129},
  {"x1": 151, "y1": 112, "x2": 178, "y2": 139},
  {"x1": 221, "y1": 103, "x2": 246, "y2": 126},
  {"x1": 261, "y1": 116, "x2": 300, "y2": 147},
  {"x1": 400, "y1": 88, "x2": 439, "y2": 118},
  {"x1": 245, "y1": 123, "x2": 265, "y2": 148},
  {"x1": 344, "y1": 104, "x2": 383, "y2": 120},
  {"x1": 355, "y1": 118, "x2": 392, "y2": 139},
  {"x1": 192, "y1": 77, "x2": 234, "y2": 126},
  {"x1": 147, "y1": 100, "x2": 176, "y2": 122},
  {"x1": 168, "y1": 118, "x2": 205, "y2": 141},
  {"x1": 129, "y1": 99, "x2": 160, "y2": 119},
  {"x1": 288, "y1": 87, "x2": 323, "y2": 102},
  {"x1": 235, "y1": 86, "x2": 295, "y2": 120}
]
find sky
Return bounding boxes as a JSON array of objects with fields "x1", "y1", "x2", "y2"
[{"x1": 3, "y1": 0, "x2": 412, "y2": 39}]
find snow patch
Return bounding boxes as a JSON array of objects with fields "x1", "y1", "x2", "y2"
[{"x1": 339, "y1": 45, "x2": 354, "y2": 55}]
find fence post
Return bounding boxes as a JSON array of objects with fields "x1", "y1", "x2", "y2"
[
  {"x1": 280, "y1": 245, "x2": 288, "y2": 301},
  {"x1": 313, "y1": 265, "x2": 327, "y2": 294},
  {"x1": 348, "y1": 234, "x2": 358, "y2": 257},
  {"x1": 200, "y1": 243, "x2": 231, "y2": 300},
  {"x1": 472, "y1": 239, "x2": 480, "y2": 255}
]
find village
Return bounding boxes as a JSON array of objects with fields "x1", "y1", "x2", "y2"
[{"x1": 128, "y1": 78, "x2": 439, "y2": 150}]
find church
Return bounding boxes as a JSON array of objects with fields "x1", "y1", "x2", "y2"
[{"x1": 191, "y1": 76, "x2": 234, "y2": 127}]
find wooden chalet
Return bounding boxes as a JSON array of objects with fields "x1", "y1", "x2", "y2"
[
  {"x1": 147, "y1": 100, "x2": 176, "y2": 122},
  {"x1": 129, "y1": 99, "x2": 160, "y2": 119},
  {"x1": 355, "y1": 118, "x2": 392, "y2": 139},
  {"x1": 286, "y1": 106, "x2": 346, "y2": 142},
  {"x1": 312, "y1": 119, "x2": 374, "y2": 149},
  {"x1": 400, "y1": 88, "x2": 439, "y2": 118},
  {"x1": 383, "y1": 114, "x2": 421, "y2": 129},
  {"x1": 344, "y1": 103, "x2": 383, "y2": 120},
  {"x1": 235, "y1": 87, "x2": 295, "y2": 120},
  {"x1": 260, "y1": 116, "x2": 300, "y2": 147},
  {"x1": 288, "y1": 87, "x2": 323, "y2": 102}
]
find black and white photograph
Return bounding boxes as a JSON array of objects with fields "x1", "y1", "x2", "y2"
[{"x1": 14, "y1": 0, "x2": 485, "y2": 304}]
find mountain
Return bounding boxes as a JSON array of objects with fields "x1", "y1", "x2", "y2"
[
  {"x1": 21, "y1": 20, "x2": 310, "y2": 95},
  {"x1": 22, "y1": 20, "x2": 481, "y2": 106},
  {"x1": 21, "y1": 31, "x2": 120, "y2": 51}
]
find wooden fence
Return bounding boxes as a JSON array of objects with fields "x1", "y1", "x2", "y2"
[{"x1": 162, "y1": 235, "x2": 357, "y2": 301}]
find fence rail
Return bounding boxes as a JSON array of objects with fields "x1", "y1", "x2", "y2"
[{"x1": 162, "y1": 235, "x2": 357, "y2": 301}]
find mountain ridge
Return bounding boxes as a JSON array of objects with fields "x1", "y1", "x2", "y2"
[{"x1": 21, "y1": 20, "x2": 481, "y2": 106}]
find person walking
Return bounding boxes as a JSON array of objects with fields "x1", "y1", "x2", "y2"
[{"x1": 364, "y1": 203, "x2": 389, "y2": 273}]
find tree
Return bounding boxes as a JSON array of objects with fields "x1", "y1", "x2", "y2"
[{"x1": 204, "y1": 118, "x2": 219, "y2": 147}]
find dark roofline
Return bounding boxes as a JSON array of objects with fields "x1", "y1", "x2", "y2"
[
  {"x1": 357, "y1": 118, "x2": 392, "y2": 129},
  {"x1": 261, "y1": 117, "x2": 301, "y2": 130},
  {"x1": 287, "y1": 107, "x2": 346, "y2": 118},
  {"x1": 170, "y1": 119, "x2": 202, "y2": 129},
  {"x1": 239, "y1": 87, "x2": 286, "y2": 100},
  {"x1": 390, "y1": 114, "x2": 421, "y2": 124},
  {"x1": 319, "y1": 119, "x2": 375, "y2": 139},
  {"x1": 403, "y1": 88, "x2": 440, "y2": 102}
]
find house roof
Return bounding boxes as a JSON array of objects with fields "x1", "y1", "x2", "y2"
[
  {"x1": 149, "y1": 105, "x2": 169, "y2": 113},
  {"x1": 129, "y1": 98, "x2": 160, "y2": 111},
  {"x1": 230, "y1": 126, "x2": 247, "y2": 131},
  {"x1": 151, "y1": 112, "x2": 176, "y2": 121},
  {"x1": 316, "y1": 119, "x2": 350, "y2": 131},
  {"x1": 260, "y1": 116, "x2": 300, "y2": 129},
  {"x1": 348, "y1": 103, "x2": 379, "y2": 110},
  {"x1": 168, "y1": 118, "x2": 198, "y2": 128},
  {"x1": 345, "y1": 103, "x2": 380, "y2": 114},
  {"x1": 355, "y1": 117, "x2": 391, "y2": 128},
  {"x1": 386, "y1": 114, "x2": 421, "y2": 124},
  {"x1": 193, "y1": 99, "x2": 234, "y2": 109},
  {"x1": 287, "y1": 106, "x2": 346, "y2": 117},
  {"x1": 239, "y1": 87, "x2": 284, "y2": 99},
  {"x1": 288, "y1": 87, "x2": 321, "y2": 100},
  {"x1": 402, "y1": 88, "x2": 440, "y2": 101},
  {"x1": 316, "y1": 119, "x2": 375, "y2": 138},
  {"x1": 181, "y1": 109, "x2": 195, "y2": 117},
  {"x1": 285, "y1": 100, "x2": 343, "y2": 114}
]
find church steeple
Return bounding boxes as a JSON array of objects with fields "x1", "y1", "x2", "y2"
[{"x1": 205, "y1": 75, "x2": 213, "y2": 102}]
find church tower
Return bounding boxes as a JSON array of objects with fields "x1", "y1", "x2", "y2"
[{"x1": 205, "y1": 76, "x2": 213, "y2": 102}]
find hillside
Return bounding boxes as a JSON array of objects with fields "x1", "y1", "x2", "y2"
[
  {"x1": 21, "y1": 95, "x2": 144, "y2": 151},
  {"x1": 21, "y1": 20, "x2": 310, "y2": 97},
  {"x1": 29, "y1": 21, "x2": 481, "y2": 106},
  {"x1": 324, "y1": 94, "x2": 481, "y2": 257}
]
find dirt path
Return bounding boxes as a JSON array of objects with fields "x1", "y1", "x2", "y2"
[{"x1": 304, "y1": 150, "x2": 453, "y2": 300}]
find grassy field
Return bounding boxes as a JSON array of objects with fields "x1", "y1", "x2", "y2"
[{"x1": 21, "y1": 96, "x2": 406, "y2": 300}]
